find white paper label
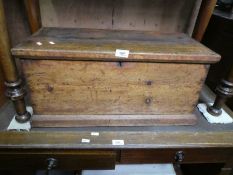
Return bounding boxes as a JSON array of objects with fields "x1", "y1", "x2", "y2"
[
  {"x1": 49, "y1": 41, "x2": 55, "y2": 45},
  {"x1": 112, "y1": 140, "x2": 124, "y2": 145},
  {"x1": 115, "y1": 49, "x2": 129, "y2": 58},
  {"x1": 36, "y1": 42, "x2": 42, "y2": 46},
  {"x1": 81, "y1": 139, "x2": 90, "y2": 143},
  {"x1": 91, "y1": 132, "x2": 99, "y2": 136}
]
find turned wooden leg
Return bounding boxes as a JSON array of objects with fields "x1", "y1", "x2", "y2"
[
  {"x1": 192, "y1": 0, "x2": 217, "y2": 41},
  {"x1": 0, "y1": 0, "x2": 31, "y2": 123},
  {"x1": 24, "y1": 0, "x2": 41, "y2": 33},
  {"x1": 207, "y1": 79, "x2": 233, "y2": 116},
  {"x1": 207, "y1": 62, "x2": 233, "y2": 116}
]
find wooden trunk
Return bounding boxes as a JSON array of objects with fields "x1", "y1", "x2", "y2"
[{"x1": 12, "y1": 28, "x2": 220, "y2": 127}]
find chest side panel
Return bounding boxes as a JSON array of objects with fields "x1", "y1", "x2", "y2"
[{"x1": 21, "y1": 60, "x2": 207, "y2": 115}]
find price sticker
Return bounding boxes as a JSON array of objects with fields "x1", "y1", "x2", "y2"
[
  {"x1": 81, "y1": 139, "x2": 90, "y2": 143},
  {"x1": 112, "y1": 140, "x2": 125, "y2": 145},
  {"x1": 115, "y1": 49, "x2": 129, "y2": 58},
  {"x1": 91, "y1": 132, "x2": 99, "y2": 136}
]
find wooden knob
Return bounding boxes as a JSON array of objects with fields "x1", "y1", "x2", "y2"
[
  {"x1": 175, "y1": 151, "x2": 184, "y2": 162},
  {"x1": 47, "y1": 158, "x2": 58, "y2": 170}
]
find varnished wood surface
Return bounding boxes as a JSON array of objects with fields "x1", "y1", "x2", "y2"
[
  {"x1": 39, "y1": 0, "x2": 201, "y2": 34},
  {"x1": 0, "y1": 150, "x2": 116, "y2": 170},
  {"x1": 1, "y1": 100, "x2": 233, "y2": 132},
  {"x1": 4, "y1": 0, "x2": 31, "y2": 46},
  {"x1": 0, "y1": 0, "x2": 29, "y2": 122},
  {"x1": 0, "y1": 131, "x2": 232, "y2": 149},
  {"x1": 0, "y1": 148, "x2": 231, "y2": 170},
  {"x1": 24, "y1": 0, "x2": 41, "y2": 33},
  {"x1": 0, "y1": 89, "x2": 231, "y2": 172},
  {"x1": 0, "y1": 99, "x2": 231, "y2": 149},
  {"x1": 193, "y1": 0, "x2": 217, "y2": 41},
  {"x1": 0, "y1": 0, "x2": 18, "y2": 82},
  {"x1": 0, "y1": 110, "x2": 232, "y2": 171},
  {"x1": 32, "y1": 114, "x2": 197, "y2": 127},
  {"x1": 12, "y1": 28, "x2": 220, "y2": 63},
  {"x1": 0, "y1": 101, "x2": 232, "y2": 168},
  {"x1": 21, "y1": 60, "x2": 206, "y2": 116},
  {"x1": 121, "y1": 148, "x2": 233, "y2": 164},
  {"x1": 186, "y1": 0, "x2": 203, "y2": 36}
]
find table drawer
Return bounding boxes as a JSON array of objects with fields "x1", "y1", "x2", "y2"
[
  {"x1": 120, "y1": 148, "x2": 233, "y2": 164},
  {"x1": 0, "y1": 150, "x2": 116, "y2": 170}
]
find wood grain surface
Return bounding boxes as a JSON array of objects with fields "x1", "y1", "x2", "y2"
[
  {"x1": 193, "y1": 0, "x2": 217, "y2": 41},
  {"x1": 0, "y1": 0, "x2": 18, "y2": 82},
  {"x1": 120, "y1": 148, "x2": 233, "y2": 164},
  {"x1": 12, "y1": 28, "x2": 220, "y2": 63},
  {"x1": 0, "y1": 150, "x2": 116, "y2": 170},
  {"x1": 21, "y1": 60, "x2": 207, "y2": 115},
  {"x1": 39, "y1": 0, "x2": 201, "y2": 34},
  {"x1": 24, "y1": 0, "x2": 41, "y2": 33},
  {"x1": 0, "y1": 131, "x2": 232, "y2": 149},
  {"x1": 4, "y1": 0, "x2": 31, "y2": 46},
  {"x1": 31, "y1": 114, "x2": 197, "y2": 127}
]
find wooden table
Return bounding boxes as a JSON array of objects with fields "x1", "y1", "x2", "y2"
[{"x1": 0, "y1": 1, "x2": 230, "y2": 174}]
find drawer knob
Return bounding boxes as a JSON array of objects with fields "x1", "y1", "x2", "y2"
[
  {"x1": 175, "y1": 151, "x2": 184, "y2": 162},
  {"x1": 47, "y1": 158, "x2": 58, "y2": 170}
]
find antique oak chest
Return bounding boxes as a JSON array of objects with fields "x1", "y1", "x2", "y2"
[{"x1": 11, "y1": 27, "x2": 220, "y2": 127}]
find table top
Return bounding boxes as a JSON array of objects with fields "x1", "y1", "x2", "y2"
[{"x1": 0, "y1": 100, "x2": 232, "y2": 150}]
